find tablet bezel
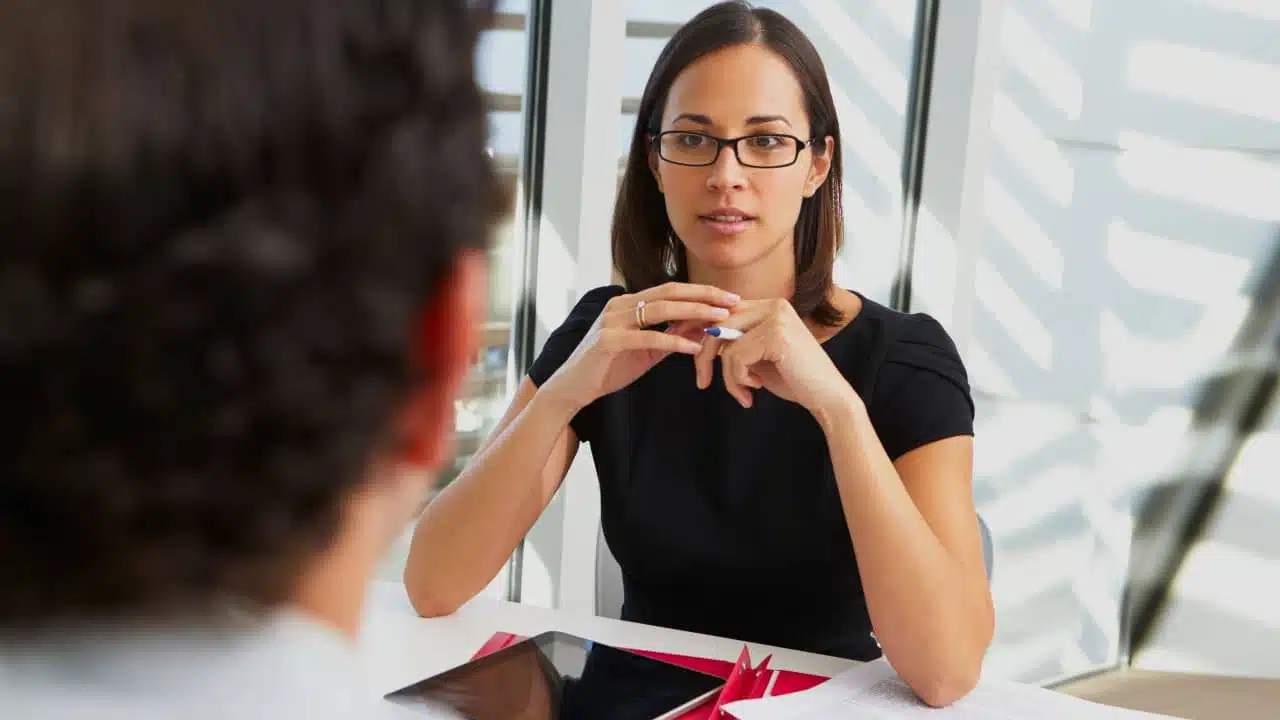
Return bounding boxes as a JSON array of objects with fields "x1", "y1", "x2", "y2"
[{"x1": 383, "y1": 630, "x2": 726, "y2": 719}]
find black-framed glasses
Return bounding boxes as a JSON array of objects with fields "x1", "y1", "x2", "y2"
[{"x1": 649, "y1": 131, "x2": 814, "y2": 169}]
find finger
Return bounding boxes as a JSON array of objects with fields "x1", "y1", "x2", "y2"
[
  {"x1": 707, "y1": 301, "x2": 773, "y2": 337},
  {"x1": 666, "y1": 319, "x2": 710, "y2": 342},
  {"x1": 637, "y1": 282, "x2": 741, "y2": 308},
  {"x1": 719, "y1": 353, "x2": 753, "y2": 408},
  {"x1": 721, "y1": 332, "x2": 773, "y2": 399},
  {"x1": 599, "y1": 328, "x2": 702, "y2": 356},
  {"x1": 637, "y1": 299, "x2": 731, "y2": 327},
  {"x1": 695, "y1": 335, "x2": 721, "y2": 390},
  {"x1": 724, "y1": 330, "x2": 774, "y2": 369}
]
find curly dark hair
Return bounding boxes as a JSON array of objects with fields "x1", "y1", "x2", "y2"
[{"x1": 0, "y1": 0, "x2": 507, "y2": 625}]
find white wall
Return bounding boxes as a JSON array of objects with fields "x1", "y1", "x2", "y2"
[{"x1": 919, "y1": 0, "x2": 1280, "y2": 684}]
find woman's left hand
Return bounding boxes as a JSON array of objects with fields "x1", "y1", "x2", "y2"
[{"x1": 694, "y1": 298, "x2": 856, "y2": 415}]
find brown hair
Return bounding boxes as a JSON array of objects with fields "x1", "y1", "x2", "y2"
[
  {"x1": 0, "y1": 0, "x2": 503, "y2": 626},
  {"x1": 612, "y1": 0, "x2": 845, "y2": 325}
]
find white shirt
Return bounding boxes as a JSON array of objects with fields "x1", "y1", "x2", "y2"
[{"x1": 0, "y1": 610, "x2": 456, "y2": 720}]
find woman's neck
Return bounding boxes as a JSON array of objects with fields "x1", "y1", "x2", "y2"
[{"x1": 686, "y1": 247, "x2": 796, "y2": 302}]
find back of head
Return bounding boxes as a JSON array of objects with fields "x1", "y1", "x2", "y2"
[{"x1": 0, "y1": 0, "x2": 504, "y2": 627}]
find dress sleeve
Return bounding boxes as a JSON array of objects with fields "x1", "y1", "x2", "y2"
[
  {"x1": 869, "y1": 313, "x2": 975, "y2": 461},
  {"x1": 525, "y1": 285, "x2": 625, "y2": 443},
  {"x1": 527, "y1": 285, "x2": 624, "y2": 386}
]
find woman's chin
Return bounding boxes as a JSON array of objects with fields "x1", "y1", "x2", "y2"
[{"x1": 684, "y1": 236, "x2": 774, "y2": 272}]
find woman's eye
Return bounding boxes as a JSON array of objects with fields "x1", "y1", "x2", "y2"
[
  {"x1": 678, "y1": 133, "x2": 706, "y2": 148},
  {"x1": 750, "y1": 135, "x2": 781, "y2": 149}
]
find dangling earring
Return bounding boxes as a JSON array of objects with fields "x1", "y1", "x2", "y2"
[{"x1": 664, "y1": 233, "x2": 680, "y2": 276}]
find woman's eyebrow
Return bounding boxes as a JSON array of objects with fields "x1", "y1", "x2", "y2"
[
  {"x1": 671, "y1": 112, "x2": 713, "y2": 125},
  {"x1": 668, "y1": 113, "x2": 792, "y2": 128},
  {"x1": 745, "y1": 114, "x2": 791, "y2": 127}
]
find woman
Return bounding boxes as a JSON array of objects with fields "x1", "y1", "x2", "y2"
[{"x1": 405, "y1": 0, "x2": 993, "y2": 707}]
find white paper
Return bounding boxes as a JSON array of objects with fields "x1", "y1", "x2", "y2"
[{"x1": 722, "y1": 659, "x2": 1184, "y2": 720}]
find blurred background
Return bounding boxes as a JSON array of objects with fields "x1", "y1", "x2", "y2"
[{"x1": 381, "y1": 0, "x2": 1280, "y2": 689}]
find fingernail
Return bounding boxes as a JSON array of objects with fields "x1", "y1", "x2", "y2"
[
  {"x1": 727, "y1": 293, "x2": 741, "y2": 303},
  {"x1": 712, "y1": 307, "x2": 730, "y2": 317}
]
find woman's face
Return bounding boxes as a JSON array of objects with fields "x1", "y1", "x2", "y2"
[{"x1": 650, "y1": 43, "x2": 832, "y2": 275}]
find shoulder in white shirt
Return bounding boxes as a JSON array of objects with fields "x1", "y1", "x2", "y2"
[{"x1": 0, "y1": 609, "x2": 457, "y2": 720}]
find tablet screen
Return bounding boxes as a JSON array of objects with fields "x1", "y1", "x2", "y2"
[{"x1": 384, "y1": 631, "x2": 725, "y2": 719}]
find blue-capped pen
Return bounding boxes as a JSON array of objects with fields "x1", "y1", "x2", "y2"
[{"x1": 704, "y1": 326, "x2": 743, "y2": 340}]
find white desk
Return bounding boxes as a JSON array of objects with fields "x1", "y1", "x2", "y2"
[{"x1": 357, "y1": 581, "x2": 857, "y2": 696}]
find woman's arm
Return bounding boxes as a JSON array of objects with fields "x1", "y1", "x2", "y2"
[
  {"x1": 814, "y1": 394, "x2": 994, "y2": 708},
  {"x1": 403, "y1": 377, "x2": 580, "y2": 617},
  {"x1": 405, "y1": 282, "x2": 737, "y2": 617}
]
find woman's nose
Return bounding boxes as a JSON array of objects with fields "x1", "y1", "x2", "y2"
[{"x1": 706, "y1": 145, "x2": 748, "y2": 191}]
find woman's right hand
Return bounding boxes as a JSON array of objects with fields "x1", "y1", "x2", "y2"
[{"x1": 540, "y1": 282, "x2": 740, "y2": 412}]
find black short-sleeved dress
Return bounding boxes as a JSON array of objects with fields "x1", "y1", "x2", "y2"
[{"x1": 528, "y1": 285, "x2": 975, "y2": 661}]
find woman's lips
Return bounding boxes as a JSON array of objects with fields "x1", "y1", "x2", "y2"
[{"x1": 698, "y1": 212, "x2": 755, "y2": 235}]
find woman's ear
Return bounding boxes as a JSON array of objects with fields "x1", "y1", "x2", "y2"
[
  {"x1": 648, "y1": 140, "x2": 665, "y2": 193},
  {"x1": 802, "y1": 135, "x2": 835, "y2": 198}
]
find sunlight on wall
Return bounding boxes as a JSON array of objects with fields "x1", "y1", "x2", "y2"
[
  {"x1": 1172, "y1": 541, "x2": 1280, "y2": 632},
  {"x1": 975, "y1": 257, "x2": 1055, "y2": 370},
  {"x1": 983, "y1": 178, "x2": 1065, "y2": 291},
  {"x1": 1114, "y1": 132, "x2": 1280, "y2": 223},
  {"x1": 996, "y1": 533, "x2": 1095, "y2": 606},
  {"x1": 1045, "y1": 0, "x2": 1093, "y2": 31},
  {"x1": 1099, "y1": 298, "x2": 1253, "y2": 395},
  {"x1": 984, "y1": 462, "x2": 1087, "y2": 537},
  {"x1": 807, "y1": 0, "x2": 909, "y2": 114},
  {"x1": 1000, "y1": 8, "x2": 1084, "y2": 121},
  {"x1": 825, "y1": 80, "x2": 903, "y2": 202},
  {"x1": 975, "y1": 402, "x2": 1078, "y2": 476},
  {"x1": 1105, "y1": 219, "x2": 1252, "y2": 305},
  {"x1": 868, "y1": 0, "x2": 915, "y2": 37},
  {"x1": 1193, "y1": 0, "x2": 1280, "y2": 23},
  {"x1": 1127, "y1": 40, "x2": 1280, "y2": 124},
  {"x1": 1227, "y1": 430, "x2": 1280, "y2": 506},
  {"x1": 990, "y1": 92, "x2": 1077, "y2": 206},
  {"x1": 967, "y1": 342, "x2": 1020, "y2": 397}
]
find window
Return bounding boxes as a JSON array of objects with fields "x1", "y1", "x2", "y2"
[{"x1": 378, "y1": 0, "x2": 543, "y2": 585}]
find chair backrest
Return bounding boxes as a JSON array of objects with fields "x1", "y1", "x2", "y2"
[
  {"x1": 595, "y1": 527, "x2": 625, "y2": 619},
  {"x1": 594, "y1": 513, "x2": 995, "y2": 619}
]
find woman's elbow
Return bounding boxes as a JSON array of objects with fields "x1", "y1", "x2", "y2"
[
  {"x1": 898, "y1": 630, "x2": 990, "y2": 707},
  {"x1": 405, "y1": 587, "x2": 462, "y2": 619},
  {"x1": 913, "y1": 662, "x2": 981, "y2": 708},
  {"x1": 916, "y1": 595, "x2": 995, "y2": 705},
  {"x1": 403, "y1": 562, "x2": 464, "y2": 618}
]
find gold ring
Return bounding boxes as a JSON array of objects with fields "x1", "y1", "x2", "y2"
[{"x1": 635, "y1": 300, "x2": 648, "y2": 328}]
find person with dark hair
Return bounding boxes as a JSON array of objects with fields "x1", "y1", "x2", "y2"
[
  {"x1": 406, "y1": 0, "x2": 993, "y2": 708},
  {"x1": 0, "y1": 0, "x2": 505, "y2": 717}
]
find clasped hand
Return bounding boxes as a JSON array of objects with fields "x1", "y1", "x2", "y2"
[
  {"x1": 542, "y1": 282, "x2": 854, "y2": 418},
  {"x1": 696, "y1": 296, "x2": 851, "y2": 413}
]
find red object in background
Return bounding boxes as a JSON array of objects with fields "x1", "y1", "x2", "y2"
[{"x1": 469, "y1": 632, "x2": 829, "y2": 718}]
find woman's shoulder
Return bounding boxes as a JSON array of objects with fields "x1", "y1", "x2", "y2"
[
  {"x1": 527, "y1": 285, "x2": 625, "y2": 388},
  {"x1": 563, "y1": 284, "x2": 627, "y2": 324},
  {"x1": 844, "y1": 293, "x2": 962, "y2": 365},
  {"x1": 843, "y1": 295, "x2": 975, "y2": 458}
]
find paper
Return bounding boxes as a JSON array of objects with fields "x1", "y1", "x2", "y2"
[{"x1": 721, "y1": 659, "x2": 1185, "y2": 719}]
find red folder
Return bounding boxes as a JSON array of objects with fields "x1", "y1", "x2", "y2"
[{"x1": 470, "y1": 632, "x2": 828, "y2": 718}]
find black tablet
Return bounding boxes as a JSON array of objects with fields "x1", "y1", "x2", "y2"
[{"x1": 384, "y1": 631, "x2": 725, "y2": 719}]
